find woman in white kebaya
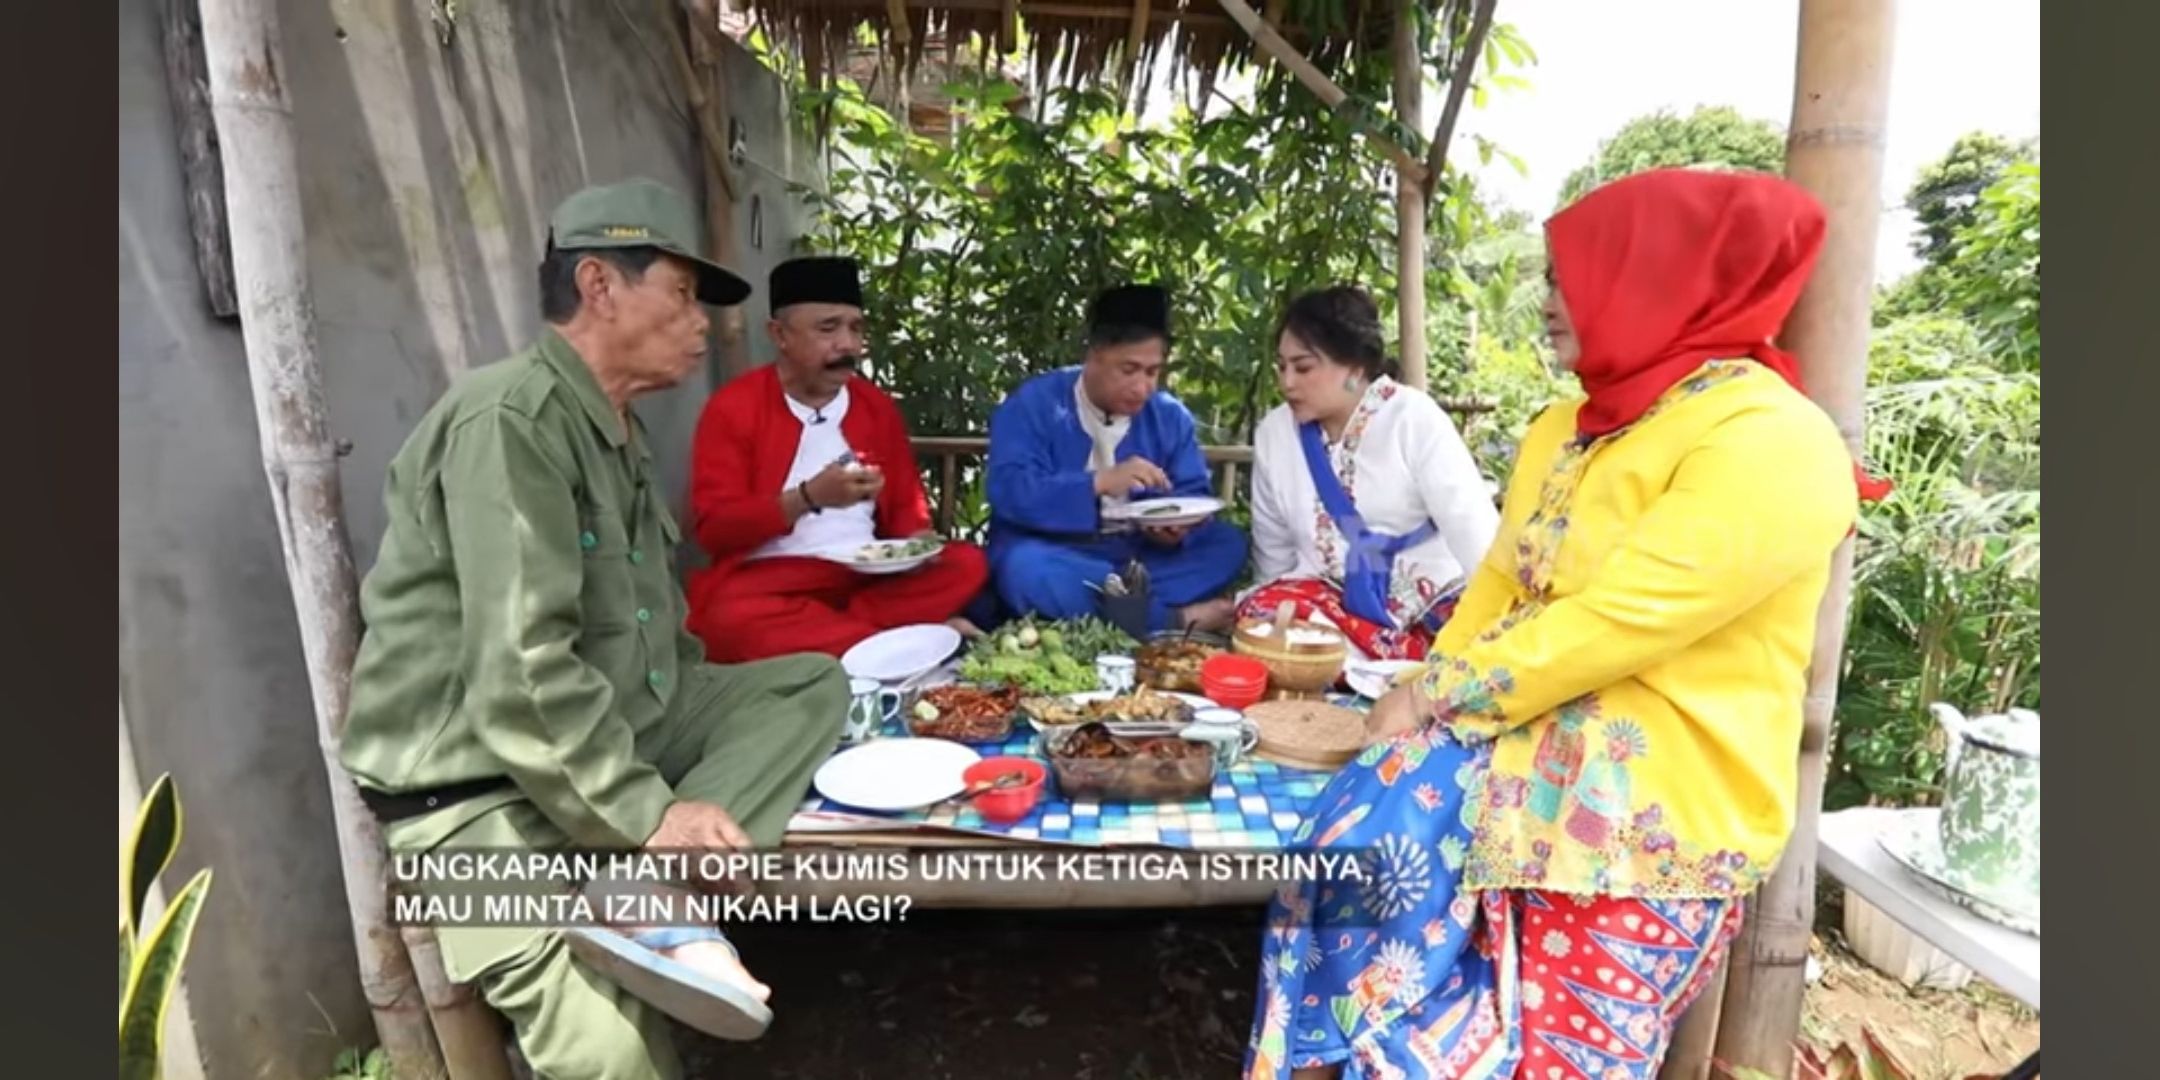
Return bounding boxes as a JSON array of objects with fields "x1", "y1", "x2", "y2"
[{"x1": 1237, "y1": 286, "x2": 1499, "y2": 661}]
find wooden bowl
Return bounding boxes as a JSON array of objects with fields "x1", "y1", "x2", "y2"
[{"x1": 1231, "y1": 617, "x2": 1347, "y2": 694}]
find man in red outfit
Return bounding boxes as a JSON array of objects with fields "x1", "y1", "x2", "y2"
[{"x1": 685, "y1": 255, "x2": 988, "y2": 662}]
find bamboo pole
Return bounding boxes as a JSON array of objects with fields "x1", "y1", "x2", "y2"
[
  {"x1": 1712, "y1": 0, "x2": 1896, "y2": 1073},
  {"x1": 678, "y1": 0, "x2": 754, "y2": 380},
  {"x1": 1214, "y1": 0, "x2": 1430, "y2": 183},
  {"x1": 197, "y1": 3, "x2": 457, "y2": 1077},
  {"x1": 1391, "y1": 0, "x2": 1428, "y2": 390}
]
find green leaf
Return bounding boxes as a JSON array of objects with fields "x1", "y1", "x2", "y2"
[
  {"x1": 124, "y1": 773, "x2": 182, "y2": 938},
  {"x1": 119, "y1": 919, "x2": 133, "y2": 1007},
  {"x1": 118, "y1": 869, "x2": 212, "y2": 1080}
]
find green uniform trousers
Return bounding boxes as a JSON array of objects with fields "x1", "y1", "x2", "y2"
[{"x1": 392, "y1": 653, "x2": 848, "y2": 1080}]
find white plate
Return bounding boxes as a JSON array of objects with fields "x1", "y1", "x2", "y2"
[
  {"x1": 842, "y1": 623, "x2": 964, "y2": 684},
  {"x1": 812, "y1": 738, "x2": 982, "y2": 812},
  {"x1": 1346, "y1": 659, "x2": 1424, "y2": 700},
  {"x1": 1105, "y1": 496, "x2": 1225, "y2": 528},
  {"x1": 1876, "y1": 810, "x2": 2040, "y2": 936},
  {"x1": 817, "y1": 540, "x2": 945, "y2": 576}
]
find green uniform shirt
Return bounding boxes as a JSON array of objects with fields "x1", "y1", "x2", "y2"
[{"x1": 340, "y1": 329, "x2": 702, "y2": 851}]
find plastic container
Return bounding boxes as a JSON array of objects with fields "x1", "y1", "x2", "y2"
[
  {"x1": 1200, "y1": 653, "x2": 1270, "y2": 710},
  {"x1": 963, "y1": 757, "x2": 1047, "y2": 824}
]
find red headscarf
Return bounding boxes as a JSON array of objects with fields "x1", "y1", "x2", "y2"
[{"x1": 1546, "y1": 167, "x2": 1890, "y2": 501}]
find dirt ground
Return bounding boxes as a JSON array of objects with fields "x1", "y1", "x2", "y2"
[{"x1": 680, "y1": 906, "x2": 2038, "y2": 1079}]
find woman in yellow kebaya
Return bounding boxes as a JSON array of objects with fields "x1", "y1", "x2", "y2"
[{"x1": 1245, "y1": 168, "x2": 1881, "y2": 1080}]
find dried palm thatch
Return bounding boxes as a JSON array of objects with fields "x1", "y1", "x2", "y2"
[{"x1": 732, "y1": 0, "x2": 1450, "y2": 113}]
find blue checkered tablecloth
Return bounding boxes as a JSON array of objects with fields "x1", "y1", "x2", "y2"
[{"x1": 790, "y1": 700, "x2": 1366, "y2": 849}]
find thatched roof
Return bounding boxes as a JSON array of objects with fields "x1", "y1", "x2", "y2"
[{"x1": 734, "y1": 0, "x2": 1435, "y2": 110}]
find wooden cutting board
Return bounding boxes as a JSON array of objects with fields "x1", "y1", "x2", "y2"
[{"x1": 1245, "y1": 700, "x2": 1366, "y2": 770}]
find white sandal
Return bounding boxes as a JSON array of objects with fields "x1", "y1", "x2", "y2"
[{"x1": 563, "y1": 923, "x2": 773, "y2": 1041}]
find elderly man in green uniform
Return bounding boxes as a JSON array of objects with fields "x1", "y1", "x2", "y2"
[{"x1": 339, "y1": 178, "x2": 846, "y2": 1077}]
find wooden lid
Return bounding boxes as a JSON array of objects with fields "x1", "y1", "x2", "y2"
[{"x1": 1245, "y1": 700, "x2": 1365, "y2": 769}]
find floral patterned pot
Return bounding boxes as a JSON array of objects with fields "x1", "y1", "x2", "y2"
[{"x1": 1928, "y1": 702, "x2": 2040, "y2": 912}]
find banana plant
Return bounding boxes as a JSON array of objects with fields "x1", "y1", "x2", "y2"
[{"x1": 119, "y1": 773, "x2": 213, "y2": 1080}]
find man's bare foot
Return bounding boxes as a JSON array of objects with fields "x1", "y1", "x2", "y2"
[
  {"x1": 584, "y1": 879, "x2": 772, "y2": 1003},
  {"x1": 945, "y1": 616, "x2": 984, "y2": 638},
  {"x1": 1174, "y1": 597, "x2": 1237, "y2": 635}
]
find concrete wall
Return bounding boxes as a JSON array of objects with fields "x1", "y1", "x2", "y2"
[{"x1": 118, "y1": 0, "x2": 812, "y2": 1074}]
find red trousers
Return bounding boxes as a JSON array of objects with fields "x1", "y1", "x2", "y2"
[{"x1": 688, "y1": 544, "x2": 989, "y2": 663}]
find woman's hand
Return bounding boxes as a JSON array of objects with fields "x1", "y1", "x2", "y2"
[{"x1": 1363, "y1": 683, "x2": 1430, "y2": 746}]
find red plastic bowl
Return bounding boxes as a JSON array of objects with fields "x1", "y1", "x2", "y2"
[
  {"x1": 1201, "y1": 654, "x2": 1270, "y2": 708},
  {"x1": 1202, "y1": 653, "x2": 1269, "y2": 686},
  {"x1": 963, "y1": 758, "x2": 1047, "y2": 824}
]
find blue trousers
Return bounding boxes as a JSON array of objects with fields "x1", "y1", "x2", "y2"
[{"x1": 990, "y1": 520, "x2": 1248, "y2": 634}]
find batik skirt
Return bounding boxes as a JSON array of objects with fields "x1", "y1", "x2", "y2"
[{"x1": 1245, "y1": 727, "x2": 1744, "y2": 1080}]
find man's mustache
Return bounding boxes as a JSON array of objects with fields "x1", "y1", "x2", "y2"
[{"x1": 824, "y1": 354, "x2": 861, "y2": 372}]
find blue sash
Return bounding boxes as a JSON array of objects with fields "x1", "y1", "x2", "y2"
[{"x1": 1298, "y1": 421, "x2": 1437, "y2": 629}]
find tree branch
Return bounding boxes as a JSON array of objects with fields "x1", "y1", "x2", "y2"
[{"x1": 1421, "y1": 0, "x2": 1497, "y2": 209}]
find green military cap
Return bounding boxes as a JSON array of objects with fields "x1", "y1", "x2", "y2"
[{"x1": 547, "y1": 178, "x2": 752, "y2": 306}]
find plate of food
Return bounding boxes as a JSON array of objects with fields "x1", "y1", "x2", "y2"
[
  {"x1": 1019, "y1": 685, "x2": 1210, "y2": 733},
  {"x1": 904, "y1": 683, "x2": 1023, "y2": 745},
  {"x1": 1103, "y1": 496, "x2": 1224, "y2": 529},
  {"x1": 821, "y1": 535, "x2": 945, "y2": 575},
  {"x1": 1134, "y1": 635, "x2": 1227, "y2": 692}
]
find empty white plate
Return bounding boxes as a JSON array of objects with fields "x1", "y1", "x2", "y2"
[
  {"x1": 812, "y1": 738, "x2": 981, "y2": 812},
  {"x1": 842, "y1": 623, "x2": 964, "y2": 683}
]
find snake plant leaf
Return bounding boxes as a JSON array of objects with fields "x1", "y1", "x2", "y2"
[
  {"x1": 118, "y1": 868, "x2": 211, "y2": 1080},
  {"x1": 119, "y1": 919, "x2": 134, "y2": 1007},
  {"x1": 124, "y1": 773, "x2": 183, "y2": 938}
]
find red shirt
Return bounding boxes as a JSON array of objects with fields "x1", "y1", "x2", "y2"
[{"x1": 686, "y1": 364, "x2": 932, "y2": 586}]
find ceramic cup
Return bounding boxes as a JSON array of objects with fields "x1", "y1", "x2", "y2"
[
  {"x1": 1184, "y1": 707, "x2": 1260, "y2": 770},
  {"x1": 1095, "y1": 654, "x2": 1137, "y2": 695},
  {"x1": 845, "y1": 677, "x2": 902, "y2": 743}
]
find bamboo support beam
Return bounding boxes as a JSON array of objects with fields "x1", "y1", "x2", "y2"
[
  {"x1": 1392, "y1": 0, "x2": 1429, "y2": 389},
  {"x1": 679, "y1": 0, "x2": 755, "y2": 380},
  {"x1": 195, "y1": 1, "x2": 452, "y2": 1077},
  {"x1": 887, "y1": 0, "x2": 912, "y2": 47},
  {"x1": 1713, "y1": 0, "x2": 1896, "y2": 1073},
  {"x1": 666, "y1": 0, "x2": 740, "y2": 205},
  {"x1": 1214, "y1": 0, "x2": 1430, "y2": 184}
]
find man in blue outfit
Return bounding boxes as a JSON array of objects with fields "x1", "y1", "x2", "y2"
[{"x1": 985, "y1": 283, "x2": 1248, "y2": 634}]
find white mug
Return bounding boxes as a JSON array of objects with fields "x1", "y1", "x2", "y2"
[
  {"x1": 845, "y1": 677, "x2": 901, "y2": 742},
  {"x1": 1095, "y1": 654, "x2": 1137, "y2": 694},
  {"x1": 1183, "y1": 709, "x2": 1260, "y2": 769}
]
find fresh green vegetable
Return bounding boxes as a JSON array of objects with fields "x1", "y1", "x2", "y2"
[{"x1": 958, "y1": 615, "x2": 1135, "y2": 694}]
